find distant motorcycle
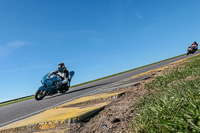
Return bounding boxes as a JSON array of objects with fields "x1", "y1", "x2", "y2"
[
  {"x1": 35, "y1": 71, "x2": 75, "y2": 100},
  {"x1": 187, "y1": 46, "x2": 198, "y2": 55}
]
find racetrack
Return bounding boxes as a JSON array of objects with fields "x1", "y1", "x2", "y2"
[{"x1": 0, "y1": 51, "x2": 199, "y2": 127}]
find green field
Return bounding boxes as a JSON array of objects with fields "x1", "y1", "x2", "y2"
[{"x1": 132, "y1": 54, "x2": 200, "y2": 132}]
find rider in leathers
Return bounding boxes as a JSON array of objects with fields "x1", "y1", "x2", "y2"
[
  {"x1": 48, "y1": 63, "x2": 70, "y2": 91},
  {"x1": 189, "y1": 41, "x2": 198, "y2": 51}
]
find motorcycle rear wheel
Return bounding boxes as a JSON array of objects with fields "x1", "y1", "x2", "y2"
[{"x1": 35, "y1": 90, "x2": 46, "y2": 100}]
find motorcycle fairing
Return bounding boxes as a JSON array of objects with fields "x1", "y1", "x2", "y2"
[
  {"x1": 38, "y1": 86, "x2": 47, "y2": 91},
  {"x1": 69, "y1": 71, "x2": 75, "y2": 79},
  {"x1": 42, "y1": 73, "x2": 62, "y2": 85}
]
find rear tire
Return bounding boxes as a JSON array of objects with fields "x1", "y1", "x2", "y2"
[{"x1": 35, "y1": 90, "x2": 46, "y2": 100}]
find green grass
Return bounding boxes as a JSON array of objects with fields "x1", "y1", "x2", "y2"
[
  {"x1": 0, "y1": 96, "x2": 34, "y2": 107},
  {"x1": 132, "y1": 54, "x2": 200, "y2": 132}
]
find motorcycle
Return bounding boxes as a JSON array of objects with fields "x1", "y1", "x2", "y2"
[
  {"x1": 35, "y1": 71, "x2": 75, "y2": 100},
  {"x1": 187, "y1": 46, "x2": 198, "y2": 56}
]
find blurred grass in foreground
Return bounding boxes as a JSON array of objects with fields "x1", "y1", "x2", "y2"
[{"x1": 132, "y1": 54, "x2": 200, "y2": 133}]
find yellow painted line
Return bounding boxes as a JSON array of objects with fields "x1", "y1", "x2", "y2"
[
  {"x1": 129, "y1": 58, "x2": 188, "y2": 80},
  {"x1": 169, "y1": 58, "x2": 187, "y2": 65},
  {"x1": 128, "y1": 53, "x2": 200, "y2": 80},
  {"x1": 129, "y1": 66, "x2": 169, "y2": 79},
  {"x1": 54, "y1": 91, "x2": 125, "y2": 109},
  {"x1": 0, "y1": 103, "x2": 108, "y2": 130},
  {"x1": 0, "y1": 91, "x2": 125, "y2": 131}
]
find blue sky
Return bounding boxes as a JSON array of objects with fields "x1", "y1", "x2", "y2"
[{"x1": 0, "y1": 0, "x2": 199, "y2": 102}]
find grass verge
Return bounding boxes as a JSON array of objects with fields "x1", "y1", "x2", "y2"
[
  {"x1": 132, "y1": 53, "x2": 200, "y2": 132},
  {"x1": 0, "y1": 96, "x2": 34, "y2": 107}
]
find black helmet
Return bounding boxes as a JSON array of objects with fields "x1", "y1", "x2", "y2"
[
  {"x1": 194, "y1": 41, "x2": 197, "y2": 44},
  {"x1": 58, "y1": 63, "x2": 66, "y2": 72}
]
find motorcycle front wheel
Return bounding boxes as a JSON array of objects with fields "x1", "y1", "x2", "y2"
[{"x1": 35, "y1": 90, "x2": 46, "y2": 100}]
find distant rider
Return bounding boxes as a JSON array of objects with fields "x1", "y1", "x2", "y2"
[
  {"x1": 48, "y1": 63, "x2": 70, "y2": 91},
  {"x1": 189, "y1": 41, "x2": 198, "y2": 51}
]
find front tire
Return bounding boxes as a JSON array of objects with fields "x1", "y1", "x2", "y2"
[{"x1": 35, "y1": 90, "x2": 46, "y2": 100}]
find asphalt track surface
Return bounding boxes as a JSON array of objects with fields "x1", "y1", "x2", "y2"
[{"x1": 0, "y1": 51, "x2": 199, "y2": 127}]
